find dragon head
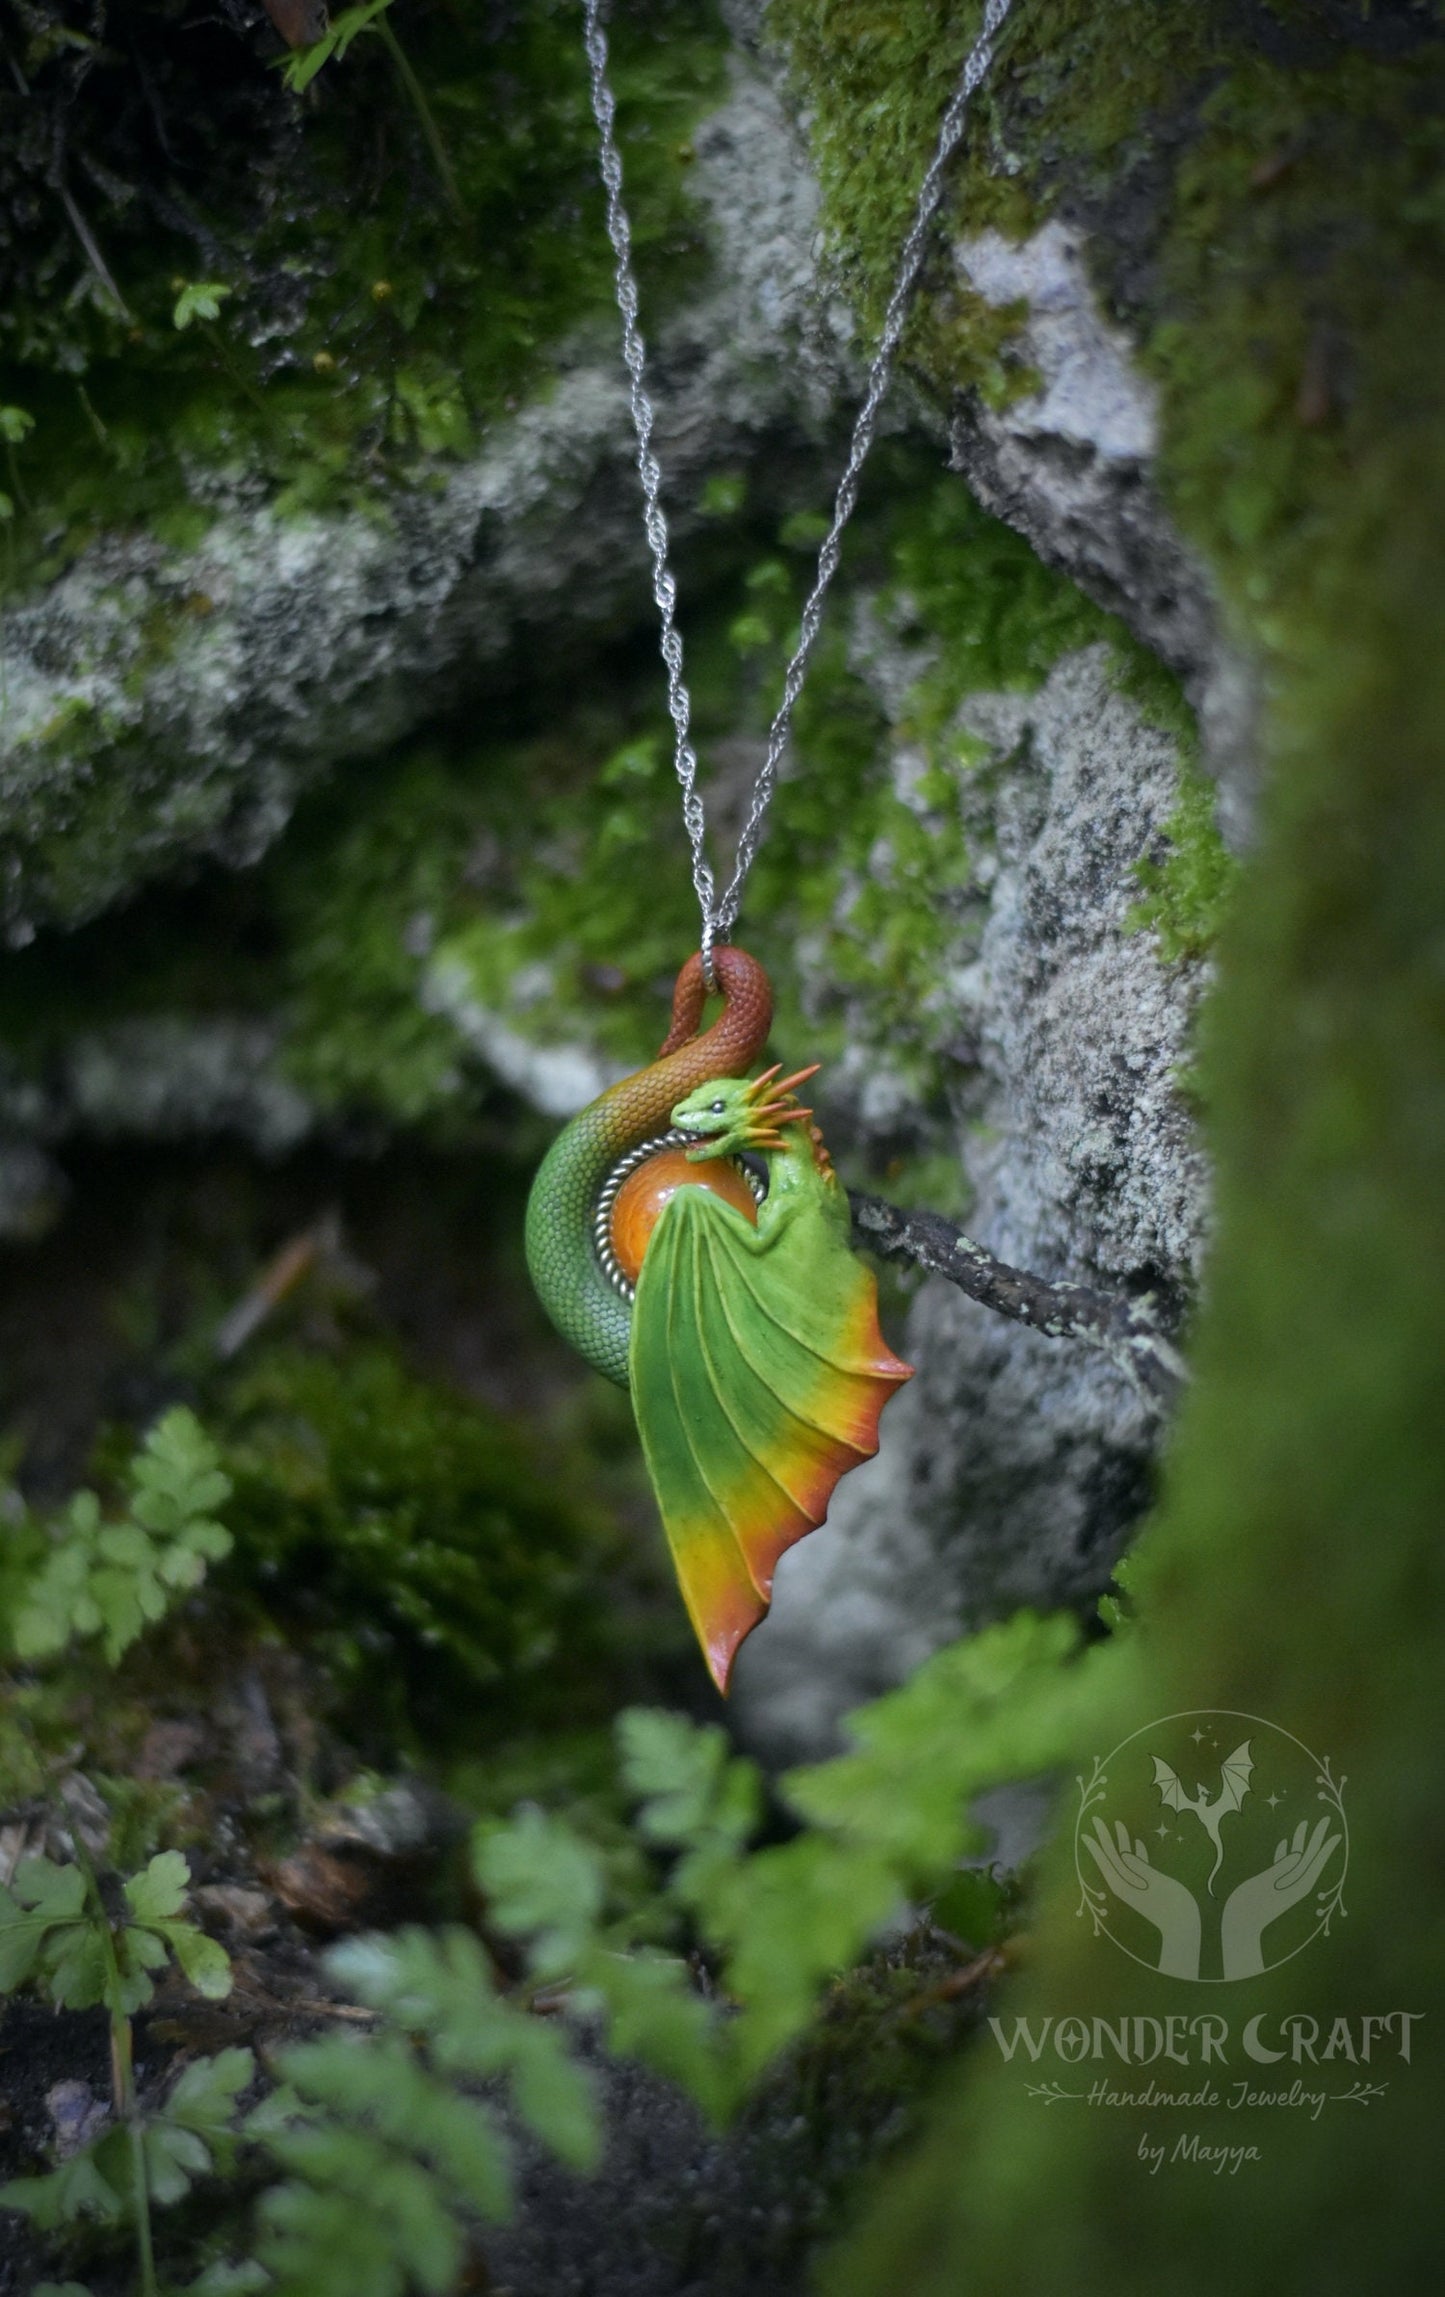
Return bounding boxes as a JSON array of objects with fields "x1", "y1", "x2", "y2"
[{"x1": 671, "y1": 1064, "x2": 821, "y2": 1161}]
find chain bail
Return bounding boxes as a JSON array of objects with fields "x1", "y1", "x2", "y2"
[{"x1": 699, "y1": 916, "x2": 719, "y2": 995}]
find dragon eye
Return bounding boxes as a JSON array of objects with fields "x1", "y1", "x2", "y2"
[{"x1": 710, "y1": 1100, "x2": 725, "y2": 1114}]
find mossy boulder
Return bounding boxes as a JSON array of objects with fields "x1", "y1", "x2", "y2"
[
  {"x1": 0, "y1": 0, "x2": 838, "y2": 939},
  {"x1": 756, "y1": 3, "x2": 1445, "y2": 2288}
]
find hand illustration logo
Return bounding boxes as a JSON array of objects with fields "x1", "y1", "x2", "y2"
[
  {"x1": 1075, "y1": 1711, "x2": 1348, "y2": 1982},
  {"x1": 1081, "y1": 1820, "x2": 1201, "y2": 1979},
  {"x1": 1217, "y1": 1816, "x2": 1343, "y2": 1980}
]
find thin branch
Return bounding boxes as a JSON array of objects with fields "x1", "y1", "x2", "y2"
[
  {"x1": 57, "y1": 182, "x2": 134, "y2": 322},
  {"x1": 848, "y1": 1191, "x2": 1190, "y2": 1411}
]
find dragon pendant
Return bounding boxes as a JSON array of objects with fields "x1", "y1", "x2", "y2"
[{"x1": 525, "y1": 948, "x2": 911, "y2": 1690}]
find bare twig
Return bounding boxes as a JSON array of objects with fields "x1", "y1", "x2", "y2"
[{"x1": 848, "y1": 1191, "x2": 1190, "y2": 1411}]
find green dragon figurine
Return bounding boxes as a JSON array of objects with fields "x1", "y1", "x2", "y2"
[{"x1": 525, "y1": 948, "x2": 911, "y2": 1688}]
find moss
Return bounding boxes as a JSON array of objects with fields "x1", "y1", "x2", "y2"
[
  {"x1": 1128, "y1": 757, "x2": 1241, "y2": 964},
  {"x1": 1107, "y1": 637, "x2": 1239, "y2": 964},
  {"x1": 766, "y1": 0, "x2": 1221, "y2": 397},
  {"x1": 705, "y1": 1926, "x2": 1000, "y2": 2293},
  {"x1": 767, "y1": 0, "x2": 1039, "y2": 365},
  {"x1": 769, "y1": 8, "x2": 1445, "y2": 2295},
  {"x1": 270, "y1": 752, "x2": 482, "y2": 1126},
  {"x1": 0, "y1": 0, "x2": 727, "y2": 583},
  {"x1": 204, "y1": 1338, "x2": 617, "y2": 1751}
]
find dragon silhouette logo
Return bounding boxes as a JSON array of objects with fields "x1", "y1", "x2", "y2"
[{"x1": 1075, "y1": 1711, "x2": 1348, "y2": 1983}]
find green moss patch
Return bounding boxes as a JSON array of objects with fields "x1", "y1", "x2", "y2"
[{"x1": 771, "y1": 8, "x2": 1445, "y2": 2296}]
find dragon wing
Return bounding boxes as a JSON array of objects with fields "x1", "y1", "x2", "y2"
[
  {"x1": 1152, "y1": 1756, "x2": 1190, "y2": 1811},
  {"x1": 629, "y1": 1184, "x2": 910, "y2": 1693},
  {"x1": 1215, "y1": 1740, "x2": 1255, "y2": 1817}
]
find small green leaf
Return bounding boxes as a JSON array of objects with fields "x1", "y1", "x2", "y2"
[
  {"x1": 158, "y1": 1919, "x2": 233, "y2": 2000},
  {"x1": 124, "y1": 1849, "x2": 191, "y2": 1925},
  {"x1": 43, "y1": 1925, "x2": 110, "y2": 2012},
  {"x1": 0, "y1": 1918, "x2": 47, "y2": 1993},
  {"x1": 0, "y1": 1858, "x2": 91, "y2": 1995},
  {"x1": 13, "y1": 1857, "x2": 87, "y2": 1920},
  {"x1": 0, "y1": 2146, "x2": 123, "y2": 2228},
  {"x1": 244, "y1": 2080, "x2": 305, "y2": 2140},
  {"x1": 165, "y1": 2047, "x2": 254, "y2": 2134},
  {"x1": 90, "y1": 1567, "x2": 148, "y2": 1662},
  {"x1": 67, "y1": 1489, "x2": 101, "y2": 1534},
  {"x1": 157, "y1": 1543, "x2": 208, "y2": 1591},
  {"x1": 698, "y1": 470, "x2": 746, "y2": 517},
  {"x1": 115, "y1": 1924, "x2": 172, "y2": 2014},
  {"x1": 96, "y1": 1523, "x2": 151, "y2": 1567},
  {"x1": 0, "y1": 405, "x2": 34, "y2": 444},
  {"x1": 11, "y1": 1599, "x2": 71, "y2": 1661},
  {"x1": 187, "y1": 2264, "x2": 270, "y2": 2295},
  {"x1": 473, "y1": 1810, "x2": 605, "y2": 1977},
  {"x1": 172, "y1": 281, "x2": 233, "y2": 330},
  {"x1": 616, "y1": 1709, "x2": 761, "y2": 1858},
  {"x1": 582, "y1": 1947, "x2": 726, "y2": 2118},
  {"x1": 280, "y1": 0, "x2": 395, "y2": 92},
  {"x1": 143, "y1": 2119, "x2": 211, "y2": 2205},
  {"x1": 187, "y1": 1516, "x2": 234, "y2": 1559},
  {"x1": 506, "y1": 2036, "x2": 597, "y2": 2173}
]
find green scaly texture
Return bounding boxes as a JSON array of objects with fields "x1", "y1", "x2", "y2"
[{"x1": 524, "y1": 949, "x2": 773, "y2": 1386}]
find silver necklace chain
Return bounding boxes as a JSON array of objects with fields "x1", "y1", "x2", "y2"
[{"x1": 582, "y1": 0, "x2": 1013, "y2": 981}]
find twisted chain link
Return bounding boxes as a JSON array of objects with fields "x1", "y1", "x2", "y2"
[{"x1": 582, "y1": 0, "x2": 1013, "y2": 980}]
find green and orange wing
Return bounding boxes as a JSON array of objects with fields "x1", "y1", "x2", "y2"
[{"x1": 628, "y1": 1186, "x2": 911, "y2": 1693}]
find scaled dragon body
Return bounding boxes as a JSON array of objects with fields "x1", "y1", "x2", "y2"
[
  {"x1": 524, "y1": 947, "x2": 774, "y2": 1387},
  {"x1": 525, "y1": 949, "x2": 911, "y2": 1688}
]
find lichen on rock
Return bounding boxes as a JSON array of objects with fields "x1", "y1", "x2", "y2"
[
  {"x1": 0, "y1": 3, "x2": 839, "y2": 940},
  {"x1": 733, "y1": 642, "x2": 1210, "y2": 1760}
]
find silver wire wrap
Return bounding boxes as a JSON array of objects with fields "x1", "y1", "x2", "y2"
[
  {"x1": 592, "y1": 1128, "x2": 767, "y2": 1303},
  {"x1": 582, "y1": 0, "x2": 1013, "y2": 983}
]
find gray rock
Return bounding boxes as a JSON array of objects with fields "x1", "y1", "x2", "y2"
[
  {"x1": 55, "y1": 1015, "x2": 312, "y2": 1154},
  {"x1": 732, "y1": 646, "x2": 1209, "y2": 1763},
  {"x1": 0, "y1": 48, "x2": 847, "y2": 943},
  {"x1": 948, "y1": 222, "x2": 1257, "y2": 846},
  {"x1": 422, "y1": 954, "x2": 629, "y2": 1119}
]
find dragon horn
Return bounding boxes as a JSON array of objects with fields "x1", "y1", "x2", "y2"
[
  {"x1": 744, "y1": 1063, "x2": 784, "y2": 1101},
  {"x1": 772, "y1": 1063, "x2": 821, "y2": 1098}
]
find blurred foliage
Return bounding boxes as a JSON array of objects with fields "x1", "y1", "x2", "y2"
[
  {"x1": 475, "y1": 1611, "x2": 1085, "y2": 2117},
  {"x1": 247, "y1": 1925, "x2": 598, "y2": 2297}
]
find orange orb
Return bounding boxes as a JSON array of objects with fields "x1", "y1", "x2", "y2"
[{"x1": 609, "y1": 1147, "x2": 757, "y2": 1285}]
